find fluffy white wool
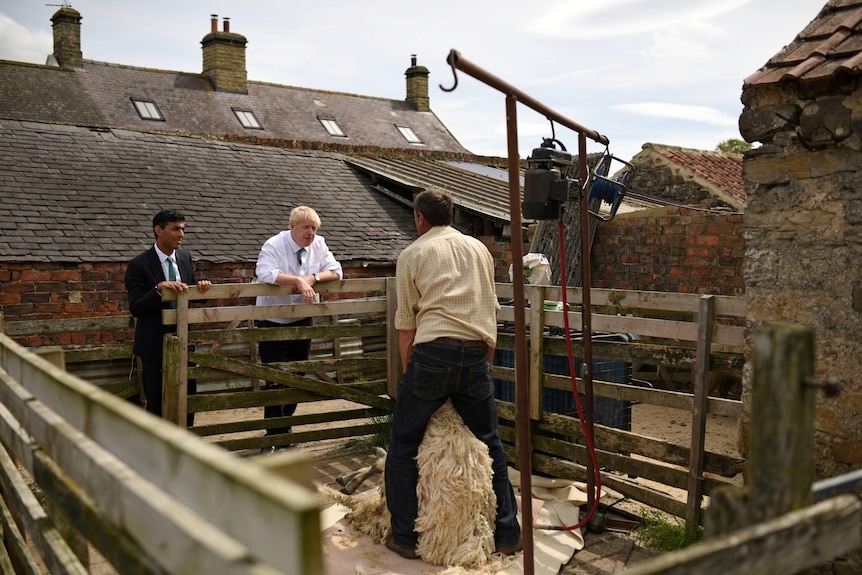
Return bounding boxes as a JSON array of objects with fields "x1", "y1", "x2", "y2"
[
  {"x1": 414, "y1": 400, "x2": 496, "y2": 567},
  {"x1": 317, "y1": 399, "x2": 502, "y2": 569}
]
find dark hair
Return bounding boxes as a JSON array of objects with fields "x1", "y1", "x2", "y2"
[
  {"x1": 152, "y1": 209, "x2": 185, "y2": 236},
  {"x1": 413, "y1": 189, "x2": 452, "y2": 226}
]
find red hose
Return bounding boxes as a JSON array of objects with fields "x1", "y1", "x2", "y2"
[{"x1": 556, "y1": 218, "x2": 602, "y2": 531}]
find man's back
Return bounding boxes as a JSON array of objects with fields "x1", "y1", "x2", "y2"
[{"x1": 395, "y1": 225, "x2": 499, "y2": 347}]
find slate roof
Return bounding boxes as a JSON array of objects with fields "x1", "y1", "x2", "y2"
[
  {"x1": 630, "y1": 143, "x2": 746, "y2": 209},
  {"x1": 0, "y1": 59, "x2": 468, "y2": 154},
  {"x1": 0, "y1": 119, "x2": 417, "y2": 264},
  {"x1": 745, "y1": 0, "x2": 862, "y2": 86}
]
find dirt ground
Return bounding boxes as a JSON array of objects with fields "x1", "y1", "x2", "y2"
[
  {"x1": 81, "y1": 399, "x2": 743, "y2": 574},
  {"x1": 253, "y1": 399, "x2": 742, "y2": 574}
]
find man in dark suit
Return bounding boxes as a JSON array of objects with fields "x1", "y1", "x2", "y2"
[{"x1": 125, "y1": 209, "x2": 211, "y2": 423}]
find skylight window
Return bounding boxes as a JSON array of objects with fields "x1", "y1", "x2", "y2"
[
  {"x1": 233, "y1": 108, "x2": 263, "y2": 130},
  {"x1": 318, "y1": 117, "x2": 347, "y2": 138},
  {"x1": 396, "y1": 125, "x2": 423, "y2": 144},
  {"x1": 131, "y1": 98, "x2": 164, "y2": 121}
]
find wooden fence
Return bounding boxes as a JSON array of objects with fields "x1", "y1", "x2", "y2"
[
  {"x1": 0, "y1": 331, "x2": 322, "y2": 575},
  {"x1": 4, "y1": 280, "x2": 747, "y2": 525}
]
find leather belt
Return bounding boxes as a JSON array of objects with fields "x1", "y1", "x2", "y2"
[{"x1": 432, "y1": 337, "x2": 487, "y2": 349}]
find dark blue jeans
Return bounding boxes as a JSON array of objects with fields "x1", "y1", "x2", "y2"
[
  {"x1": 258, "y1": 318, "x2": 312, "y2": 435},
  {"x1": 385, "y1": 340, "x2": 521, "y2": 549}
]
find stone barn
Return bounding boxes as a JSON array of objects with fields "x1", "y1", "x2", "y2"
[{"x1": 740, "y1": 0, "x2": 862, "y2": 480}]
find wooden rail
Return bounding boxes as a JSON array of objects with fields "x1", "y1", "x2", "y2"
[
  {"x1": 0, "y1": 332, "x2": 322, "y2": 574},
  {"x1": 2, "y1": 280, "x2": 746, "y2": 534}
]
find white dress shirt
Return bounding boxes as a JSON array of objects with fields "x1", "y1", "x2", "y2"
[{"x1": 254, "y1": 230, "x2": 343, "y2": 323}]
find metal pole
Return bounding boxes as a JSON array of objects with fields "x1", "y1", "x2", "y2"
[
  {"x1": 505, "y1": 94, "x2": 534, "y2": 575},
  {"x1": 578, "y1": 133, "x2": 596, "y2": 508},
  {"x1": 444, "y1": 50, "x2": 609, "y2": 147}
]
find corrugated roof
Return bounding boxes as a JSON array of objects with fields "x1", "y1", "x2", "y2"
[
  {"x1": 344, "y1": 156, "x2": 515, "y2": 224},
  {"x1": 745, "y1": 0, "x2": 862, "y2": 86}
]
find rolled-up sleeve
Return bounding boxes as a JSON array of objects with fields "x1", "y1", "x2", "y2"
[{"x1": 255, "y1": 240, "x2": 283, "y2": 285}]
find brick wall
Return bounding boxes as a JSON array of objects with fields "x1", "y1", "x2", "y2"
[
  {"x1": 0, "y1": 260, "x2": 395, "y2": 347},
  {"x1": 590, "y1": 206, "x2": 745, "y2": 295}
]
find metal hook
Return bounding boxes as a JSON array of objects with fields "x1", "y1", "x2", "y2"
[{"x1": 440, "y1": 58, "x2": 459, "y2": 92}]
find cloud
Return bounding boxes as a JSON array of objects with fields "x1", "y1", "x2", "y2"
[
  {"x1": 0, "y1": 14, "x2": 52, "y2": 64},
  {"x1": 526, "y1": 0, "x2": 754, "y2": 40},
  {"x1": 613, "y1": 102, "x2": 739, "y2": 126}
]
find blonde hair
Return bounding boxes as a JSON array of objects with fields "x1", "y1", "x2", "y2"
[{"x1": 289, "y1": 206, "x2": 321, "y2": 228}]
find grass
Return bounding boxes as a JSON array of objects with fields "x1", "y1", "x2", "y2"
[
  {"x1": 343, "y1": 411, "x2": 392, "y2": 454},
  {"x1": 633, "y1": 510, "x2": 702, "y2": 552}
]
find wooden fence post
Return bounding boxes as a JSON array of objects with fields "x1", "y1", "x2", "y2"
[
  {"x1": 386, "y1": 277, "x2": 400, "y2": 399},
  {"x1": 706, "y1": 321, "x2": 815, "y2": 537},
  {"x1": 163, "y1": 334, "x2": 182, "y2": 425},
  {"x1": 685, "y1": 294, "x2": 714, "y2": 537},
  {"x1": 749, "y1": 321, "x2": 816, "y2": 523}
]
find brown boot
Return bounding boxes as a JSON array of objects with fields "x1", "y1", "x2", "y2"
[
  {"x1": 495, "y1": 536, "x2": 523, "y2": 556},
  {"x1": 385, "y1": 535, "x2": 419, "y2": 560}
]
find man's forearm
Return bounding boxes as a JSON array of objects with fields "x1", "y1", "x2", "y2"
[{"x1": 398, "y1": 329, "x2": 416, "y2": 373}]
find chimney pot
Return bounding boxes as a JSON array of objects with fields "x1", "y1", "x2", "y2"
[
  {"x1": 223, "y1": 17, "x2": 230, "y2": 33},
  {"x1": 411, "y1": 54, "x2": 417, "y2": 67},
  {"x1": 211, "y1": 14, "x2": 218, "y2": 33}
]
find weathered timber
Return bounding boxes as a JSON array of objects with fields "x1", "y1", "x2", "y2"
[
  {"x1": 0, "y1": 444, "x2": 78, "y2": 575},
  {"x1": 497, "y1": 402, "x2": 744, "y2": 479},
  {"x1": 191, "y1": 406, "x2": 384, "y2": 437},
  {"x1": 686, "y1": 295, "x2": 715, "y2": 535},
  {"x1": 529, "y1": 451, "x2": 689, "y2": 519},
  {"x1": 0, "y1": 332, "x2": 323, "y2": 574},
  {"x1": 188, "y1": 323, "x2": 384, "y2": 344},
  {"x1": 3, "y1": 315, "x2": 134, "y2": 336},
  {"x1": 541, "y1": 372, "x2": 744, "y2": 418},
  {"x1": 217, "y1": 422, "x2": 382, "y2": 451},
  {"x1": 623, "y1": 495, "x2": 861, "y2": 575},
  {"x1": 189, "y1": 352, "x2": 392, "y2": 410},
  {"x1": 706, "y1": 322, "x2": 816, "y2": 537}
]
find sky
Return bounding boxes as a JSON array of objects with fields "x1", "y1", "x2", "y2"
[{"x1": 0, "y1": 0, "x2": 826, "y2": 162}]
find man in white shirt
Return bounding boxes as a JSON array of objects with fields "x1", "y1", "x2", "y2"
[{"x1": 255, "y1": 206, "x2": 343, "y2": 452}]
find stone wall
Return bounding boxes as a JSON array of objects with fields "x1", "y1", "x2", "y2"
[
  {"x1": 590, "y1": 206, "x2": 745, "y2": 295},
  {"x1": 740, "y1": 83, "x2": 862, "y2": 477}
]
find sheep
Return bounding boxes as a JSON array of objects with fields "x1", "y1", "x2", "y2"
[{"x1": 318, "y1": 399, "x2": 511, "y2": 570}]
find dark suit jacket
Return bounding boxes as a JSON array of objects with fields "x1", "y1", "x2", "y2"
[{"x1": 125, "y1": 247, "x2": 196, "y2": 362}]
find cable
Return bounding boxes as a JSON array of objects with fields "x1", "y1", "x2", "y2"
[{"x1": 626, "y1": 191, "x2": 744, "y2": 216}]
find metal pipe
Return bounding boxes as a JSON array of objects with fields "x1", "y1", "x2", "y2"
[
  {"x1": 578, "y1": 133, "x2": 596, "y2": 507},
  {"x1": 445, "y1": 50, "x2": 609, "y2": 147},
  {"x1": 505, "y1": 94, "x2": 534, "y2": 575}
]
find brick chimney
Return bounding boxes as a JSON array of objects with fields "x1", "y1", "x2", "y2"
[
  {"x1": 201, "y1": 15, "x2": 248, "y2": 93},
  {"x1": 51, "y1": 7, "x2": 83, "y2": 68},
  {"x1": 405, "y1": 54, "x2": 430, "y2": 111}
]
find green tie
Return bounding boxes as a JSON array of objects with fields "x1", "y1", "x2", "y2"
[{"x1": 167, "y1": 257, "x2": 177, "y2": 308}]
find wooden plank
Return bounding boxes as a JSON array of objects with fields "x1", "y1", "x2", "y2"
[
  {"x1": 529, "y1": 286, "x2": 745, "y2": 317},
  {"x1": 528, "y1": 287, "x2": 546, "y2": 421},
  {"x1": 386, "y1": 277, "x2": 400, "y2": 398},
  {"x1": 163, "y1": 298, "x2": 387, "y2": 326},
  {"x1": 686, "y1": 295, "x2": 714, "y2": 535},
  {"x1": 0, "y1": 432, "x2": 89, "y2": 575},
  {"x1": 160, "y1": 278, "x2": 388, "y2": 302},
  {"x1": 3, "y1": 316, "x2": 134, "y2": 337},
  {"x1": 623, "y1": 495, "x2": 861, "y2": 575},
  {"x1": 189, "y1": 352, "x2": 393, "y2": 410},
  {"x1": 0, "y1": 332, "x2": 324, "y2": 574},
  {"x1": 188, "y1": 323, "x2": 384, "y2": 345}
]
